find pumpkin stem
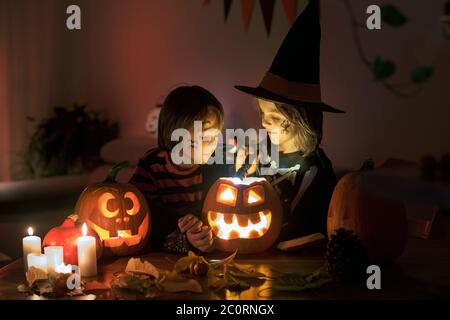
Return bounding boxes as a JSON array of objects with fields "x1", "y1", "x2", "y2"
[
  {"x1": 104, "y1": 161, "x2": 131, "y2": 183},
  {"x1": 360, "y1": 158, "x2": 375, "y2": 171}
]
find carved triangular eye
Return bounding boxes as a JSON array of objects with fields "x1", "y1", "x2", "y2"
[
  {"x1": 244, "y1": 185, "x2": 265, "y2": 206},
  {"x1": 216, "y1": 184, "x2": 237, "y2": 206},
  {"x1": 247, "y1": 189, "x2": 262, "y2": 204}
]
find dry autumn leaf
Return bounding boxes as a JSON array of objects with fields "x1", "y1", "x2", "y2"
[
  {"x1": 208, "y1": 250, "x2": 237, "y2": 269},
  {"x1": 125, "y1": 257, "x2": 160, "y2": 278},
  {"x1": 174, "y1": 251, "x2": 208, "y2": 273},
  {"x1": 227, "y1": 263, "x2": 266, "y2": 279},
  {"x1": 26, "y1": 267, "x2": 48, "y2": 286},
  {"x1": 157, "y1": 271, "x2": 202, "y2": 293},
  {"x1": 110, "y1": 273, "x2": 152, "y2": 294}
]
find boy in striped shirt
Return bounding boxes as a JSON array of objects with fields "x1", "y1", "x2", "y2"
[{"x1": 130, "y1": 86, "x2": 231, "y2": 253}]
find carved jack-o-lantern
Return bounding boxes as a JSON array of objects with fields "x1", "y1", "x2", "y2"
[
  {"x1": 202, "y1": 177, "x2": 282, "y2": 254},
  {"x1": 75, "y1": 162, "x2": 151, "y2": 257}
]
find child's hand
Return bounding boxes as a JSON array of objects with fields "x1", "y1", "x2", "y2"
[
  {"x1": 178, "y1": 214, "x2": 202, "y2": 233},
  {"x1": 187, "y1": 225, "x2": 214, "y2": 253},
  {"x1": 235, "y1": 146, "x2": 259, "y2": 176}
]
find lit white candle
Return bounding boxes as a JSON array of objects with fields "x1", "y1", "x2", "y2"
[
  {"x1": 44, "y1": 246, "x2": 64, "y2": 273},
  {"x1": 27, "y1": 253, "x2": 47, "y2": 272},
  {"x1": 22, "y1": 227, "x2": 41, "y2": 272},
  {"x1": 77, "y1": 223, "x2": 97, "y2": 277}
]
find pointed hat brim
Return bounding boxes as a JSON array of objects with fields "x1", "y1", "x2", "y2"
[{"x1": 235, "y1": 72, "x2": 345, "y2": 113}]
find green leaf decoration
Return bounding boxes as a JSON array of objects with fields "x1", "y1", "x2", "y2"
[
  {"x1": 372, "y1": 56, "x2": 396, "y2": 80},
  {"x1": 381, "y1": 4, "x2": 407, "y2": 27},
  {"x1": 411, "y1": 66, "x2": 433, "y2": 83}
]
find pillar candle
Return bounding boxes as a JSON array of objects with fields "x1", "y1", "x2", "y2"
[
  {"x1": 22, "y1": 227, "x2": 41, "y2": 272},
  {"x1": 44, "y1": 246, "x2": 64, "y2": 273},
  {"x1": 77, "y1": 223, "x2": 97, "y2": 277},
  {"x1": 27, "y1": 253, "x2": 47, "y2": 272}
]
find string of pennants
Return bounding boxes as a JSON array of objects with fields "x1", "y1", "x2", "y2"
[{"x1": 202, "y1": 0, "x2": 299, "y2": 36}]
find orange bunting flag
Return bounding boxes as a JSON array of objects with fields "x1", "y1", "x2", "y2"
[
  {"x1": 241, "y1": 0, "x2": 256, "y2": 31},
  {"x1": 282, "y1": 0, "x2": 297, "y2": 25}
]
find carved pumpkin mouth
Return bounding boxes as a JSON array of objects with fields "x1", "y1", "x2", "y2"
[
  {"x1": 207, "y1": 210, "x2": 272, "y2": 240},
  {"x1": 92, "y1": 214, "x2": 149, "y2": 247}
]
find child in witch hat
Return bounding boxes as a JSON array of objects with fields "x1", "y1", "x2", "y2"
[{"x1": 235, "y1": 0, "x2": 345, "y2": 241}]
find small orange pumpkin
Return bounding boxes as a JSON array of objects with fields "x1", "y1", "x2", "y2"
[
  {"x1": 75, "y1": 162, "x2": 151, "y2": 257},
  {"x1": 327, "y1": 160, "x2": 408, "y2": 264},
  {"x1": 202, "y1": 177, "x2": 282, "y2": 254}
]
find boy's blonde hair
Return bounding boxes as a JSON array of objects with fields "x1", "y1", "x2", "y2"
[{"x1": 274, "y1": 103, "x2": 323, "y2": 156}]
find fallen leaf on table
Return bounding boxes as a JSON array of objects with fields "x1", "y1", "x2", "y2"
[
  {"x1": 270, "y1": 266, "x2": 331, "y2": 292},
  {"x1": 208, "y1": 250, "x2": 237, "y2": 270},
  {"x1": 50, "y1": 273, "x2": 72, "y2": 296},
  {"x1": 174, "y1": 251, "x2": 208, "y2": 273},
  {"x1": 26, "y1": 267, "x2": 48, "y2": 286},
  {"x1": 17, "y1": 284, "x2": 29, "y2": 293},
  {"x1": 227, "y1": 262, "x2": 266, "y2": 279},
  {"x1": 208, "y1": 267, "x2": 251, "y2": 292},
  {"x1": 226, "y1": 273, "x2": 251, "y2": 291},
  {"x1": 31, "y1": 279, "x2": 54, "y2": 296},
  {"x1": 208, "y1": 273, "x2": 228, "y2": 291},
  {"x1": 110, "y1": 273, "x2": 152, "y2": 294},
  {"x1": 125, "y1": 257, "x2": 160, "y2": 279},
  {"x1": 157, "y1": 271, "x2": 202, "y2": 293}
]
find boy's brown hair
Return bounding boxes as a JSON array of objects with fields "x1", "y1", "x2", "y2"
[{"x1": 158, "y1": 85, "x2": 224, "y2": 151}]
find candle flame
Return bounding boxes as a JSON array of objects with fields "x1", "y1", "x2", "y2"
[
  {"x1": 82, "y1": 223, "x2": 87, "y2": 236},
  {"x1": 27, "y1": 227, "x2": 33, "y2": 236}
]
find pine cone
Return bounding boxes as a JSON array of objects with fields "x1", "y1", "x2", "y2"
[{"x1": 326, "y1": 228, "x2": 369, "y2": 283}]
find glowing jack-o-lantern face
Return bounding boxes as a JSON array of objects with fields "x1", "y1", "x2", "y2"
[
  {"x1": 202, "y1": 177, "x2": 282, "y2": 254},
  {"x1": 75, "y1": 162, "x2": 151, "y2": 257}
]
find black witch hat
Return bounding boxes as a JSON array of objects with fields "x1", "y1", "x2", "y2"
[{"x1": 235, "y1": 0, "x2": 344, "y2": 113}]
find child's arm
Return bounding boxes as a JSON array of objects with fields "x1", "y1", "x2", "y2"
[{"x1": 129, "y1": 157, "x2": 177, "y2": 250}]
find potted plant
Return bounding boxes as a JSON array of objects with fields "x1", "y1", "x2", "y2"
[{"x1": 16, "y1": 104, "x2": 119, "y2": 179}]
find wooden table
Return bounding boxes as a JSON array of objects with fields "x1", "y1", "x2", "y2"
[{"x1": 0, "y1": 238, "x2": 449, "y2": 300}]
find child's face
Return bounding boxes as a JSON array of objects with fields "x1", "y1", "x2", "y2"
[
  {"x1": 258, "y1": 99, "x2": 295, "y2": 147},
  {"x1": 189, "y1": 107, "x2": 221, "y2": 165}
]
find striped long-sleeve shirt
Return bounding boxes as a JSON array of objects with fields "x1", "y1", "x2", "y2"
[{"x1": 129, "y1": 147, "x2": 232, "y2": 252}]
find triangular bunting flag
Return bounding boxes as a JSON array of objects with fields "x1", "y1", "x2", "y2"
[
  {"x1": 241, "y1": 0, "x2": 255, "y2": 31},
  {"x1": 259, "y1": 0, "x2": 275, "y2": 36},
  {"x1": 282, "y1": 0, "x2": 297, "y2": 25},
  {"x1": 224, "y1": 0, "x2": 233, "y2": 21}
]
